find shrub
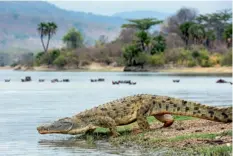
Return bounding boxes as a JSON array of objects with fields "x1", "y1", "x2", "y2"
[
  {"x1": 187, "y1": 59, "x2": 197, "y2": 67},
  {"x1": 53, "y1": 55, "x2": 67, "y2": 68},
  {"x1": 134, "y1": 53, "x2": 148, "y2": 66},
  {"x1": 209, "y1": 53, "x2": 222, "y2": 66},
  {"x1": 10, "y1": 62, "x2": 18, "y2": 67},
  {"x1": 221, "y1": 50, "x2": 232, "y2": 66},
  {"x1": 147, "y1": 53, "x2": 165, "y2": 66},
  {"x1": 177, "y1": 49, "x2": 193, "y2": 65},
  {"x1": 164, "y1": 48, "x2": 184, "y2": 63},
  {"x1": 35, "y1": 49, "x2": 61, "y2": 65},
  {"x1": 200, "y1": 59, "x2": 212, "y2": 67}
]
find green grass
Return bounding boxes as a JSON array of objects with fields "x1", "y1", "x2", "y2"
[
  {"x1": 196, "y1": 145, "x2": 232, "y2": 156},
  {"x1": 80, "y1": 115, "x2": 232, "y2": 156},
  {"x1": 151, "y1": 131, "x2": 232, "y2": 143}
]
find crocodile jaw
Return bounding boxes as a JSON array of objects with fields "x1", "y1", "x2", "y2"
[{"x1": 37, "y1": 117, "x2": 74, "y2": 134}]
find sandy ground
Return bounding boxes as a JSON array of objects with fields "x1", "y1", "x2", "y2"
[
  {"x1": 159, "y1": 66, "x2": 232, "y2": 74},
  {"x1": 0, "y1": 66, "x2": 13, "y2": 70},
  {"x1": 0, "y1": 64, "x2": 232, "y2": 74}
]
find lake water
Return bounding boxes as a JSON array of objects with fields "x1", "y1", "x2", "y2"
[{"x1": 0, "y1": 70, "x2": 232, "y2": 156}]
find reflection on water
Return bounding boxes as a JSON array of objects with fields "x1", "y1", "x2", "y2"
[{"x1": 0, "y1": 70, "x2": 232, "y2": 156}]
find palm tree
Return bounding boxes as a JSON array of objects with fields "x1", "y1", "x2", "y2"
[
  {"x1": 37, "y1": 22, "x2": 57, "y2": 53},
  {"x1": 37, "y1": 22, "x2": 48, "y2": 52},
  {"x1": 45, "y1": 22, "x2": 57, "y2": 52}
]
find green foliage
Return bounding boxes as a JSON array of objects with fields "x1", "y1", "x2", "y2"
[
  {"x1": 188, "y1": 24, "x2": 205, "y2": 44},
  {"x1": 35, "y1": 49, "x2": 60, "y2": 65},
  {"x1": 123, "y1": 44, "x2": 140, "y2": 66},
  {"x1": 150, "y1": 35, "x2": 166, "y2": 54},
  {"x1": 179, "y1": 22, "x2": 195, "y2": 46},
  {"x1": 63, "y1": 28, "x2": 84, "y2": 49},
  {"x1": 53, "y1": 55, "x2": 67, "y2": 68},
  {"x1": 37, "y1": 22, "x2": 57, "y2": 53},
  {"x1": 122, "y1": 18, "x2": 163, "y2": 53},
  {"x1": 196, "y1": 49, "x2": 212, "y2": 67},
  {"x1": 147, "y1": 53, "x2": 165, "y2": 66},
  {"x1": 122, "y1": 18, "x2": 163, "y2": 31},
  {"x1": 134, "y1": 53, "x2": 148, "y2": 66},
  {"x1": 223, "y1": 24, "x2": 232, "y2": 40}
]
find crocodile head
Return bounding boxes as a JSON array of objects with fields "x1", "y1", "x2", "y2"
[{"x1": 37, "y1": 117, "x2": 92, "y2": 135}]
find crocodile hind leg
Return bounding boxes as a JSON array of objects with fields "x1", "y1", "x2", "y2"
[
  {"x1": 94, "y1": 116, "x2": 119, "y2": 137},
  {"x1": 154, "y1": 114, "x2": 174, "y2": 127}
]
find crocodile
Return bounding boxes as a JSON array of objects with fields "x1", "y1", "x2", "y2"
[{"x1": 37, "y1": 94, "x2": 232, "y2": 137}]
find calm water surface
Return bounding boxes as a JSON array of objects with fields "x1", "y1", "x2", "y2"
[{"x1": 0, "y1": 70, "x2": 232, "y2": 156}]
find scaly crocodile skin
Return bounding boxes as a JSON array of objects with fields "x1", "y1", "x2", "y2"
[{"x1": 37, "y1": 94, "x2": 232, "y2": 137}]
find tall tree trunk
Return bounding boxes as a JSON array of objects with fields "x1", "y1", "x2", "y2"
[
  {"x1": 40, "y1": 35, "x2": 46, "y2": 52},
  {"x1": 45, "y1": 34, "x2": 51, "y2": 66},
  {"x1": 45, "y1": 33, "x2": 51, "y2": 53}
]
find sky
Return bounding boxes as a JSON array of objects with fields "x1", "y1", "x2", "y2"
[{"x1": 47, "y1": 0, "x2": 232, "y2": 16}]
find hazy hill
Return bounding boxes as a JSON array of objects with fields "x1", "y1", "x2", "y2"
[
  {"x1": 0, "y1": 1, "x2": 126, "y2": 52},
  {"x1": 113, "y1": 10, "x2": 170, "y2": 20},
  {"x1": 0, "y1": 2, "x2": 170, "y2": 53}
]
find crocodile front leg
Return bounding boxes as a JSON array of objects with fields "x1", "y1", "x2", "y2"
[{"x1": 94, "y1": 116, "x2": 119, "y2": 137}]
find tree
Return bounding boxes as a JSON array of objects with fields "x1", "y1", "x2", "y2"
[
  {"x1": 223, "y1": 23, "x2": 232, "y2": 47},
  {"x1": 45, "y1": 22, "x2": 57, "y2": 52},
  {"x1": 122, "y1": 18, "x2": 162, "y2": 51},
  {"x1": 150, "y1": 35, "x2": 166, "y2": 54},
  {"x1": 162, "y1": 7, "x2": 197, "y2": 34},
  {"x1": 188, "y1": 24, "x2": 205, "y2": 44},
  {"x1": 123, "y1": 44, "x2": 140, "y2": 66},
  {"x1": 205, "y1": 29, "x2": 216, "y2": 48},
  {"x1": 179, "y1": 22, "x2": 195, "y2": 46},
  {"x1": 62, "y1": 28, "x2": 84, "y2": 49},
  {"x1": 37, "y1": 22, "x2": 47, "y2": 53},
  {"x1": 196, "y1": 9, "x2": 232, "y2": 41},
  {"x1": 37, "y1": 22, "x2": 57, "y2": 53}
]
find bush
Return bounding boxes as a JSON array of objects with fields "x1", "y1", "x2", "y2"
[
  {"x1": 53, "y1": 55, "x2": 67, "y2": 68},
  {"x1": 221, "y1": 50, "x2": 232, "y2": 66},
  {"x1": 187, "y1": 59, "x2": 197, "y2": 67},
  {"x1": 147, "y1": 53, "x2": 165, "y2": 66},
  {"x1": 35, "y1": 49, "x2": 61, "y2": 66},
  {"x1": 177, "y1": 49, "x2": 193, "y2": 65},
  {"x1": 134, "y1": 53, "x2": 148, "y2": 66},
  {"x1": 164, "y1": 48, "x2": 184, "y2": 63},
  {"x1": 198, "y1": 49, "x2": 214, "y2": 67},
  {"x1": 10, "y1": 62, "x2": 18, "y2": 67},
  {"x1": 200, "y1": 59, "x2": 212, "y2": 67},
  {"x1": 209, "y1": 54, "x2": 222, "y2": 66}
]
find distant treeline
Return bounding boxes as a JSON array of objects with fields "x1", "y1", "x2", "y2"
[{"x1": 9, "y1": 7, "x2": 232, "y2": 69}]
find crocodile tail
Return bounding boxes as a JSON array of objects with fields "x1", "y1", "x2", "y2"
[{"x1": 151, "y1": 97, "x2": 232, "y2": 123}]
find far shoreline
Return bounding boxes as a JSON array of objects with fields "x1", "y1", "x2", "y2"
[{"x1": 0, "y1": 64, "x2": 232, "y2": 75}]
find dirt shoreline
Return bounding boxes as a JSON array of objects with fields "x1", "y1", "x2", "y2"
[
  {"x1": 88, "y1": 119, "x2": 232, "y2": 155},
  {"x1": 0, "y1": 64, "x2": 232, "y2": 74}
]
